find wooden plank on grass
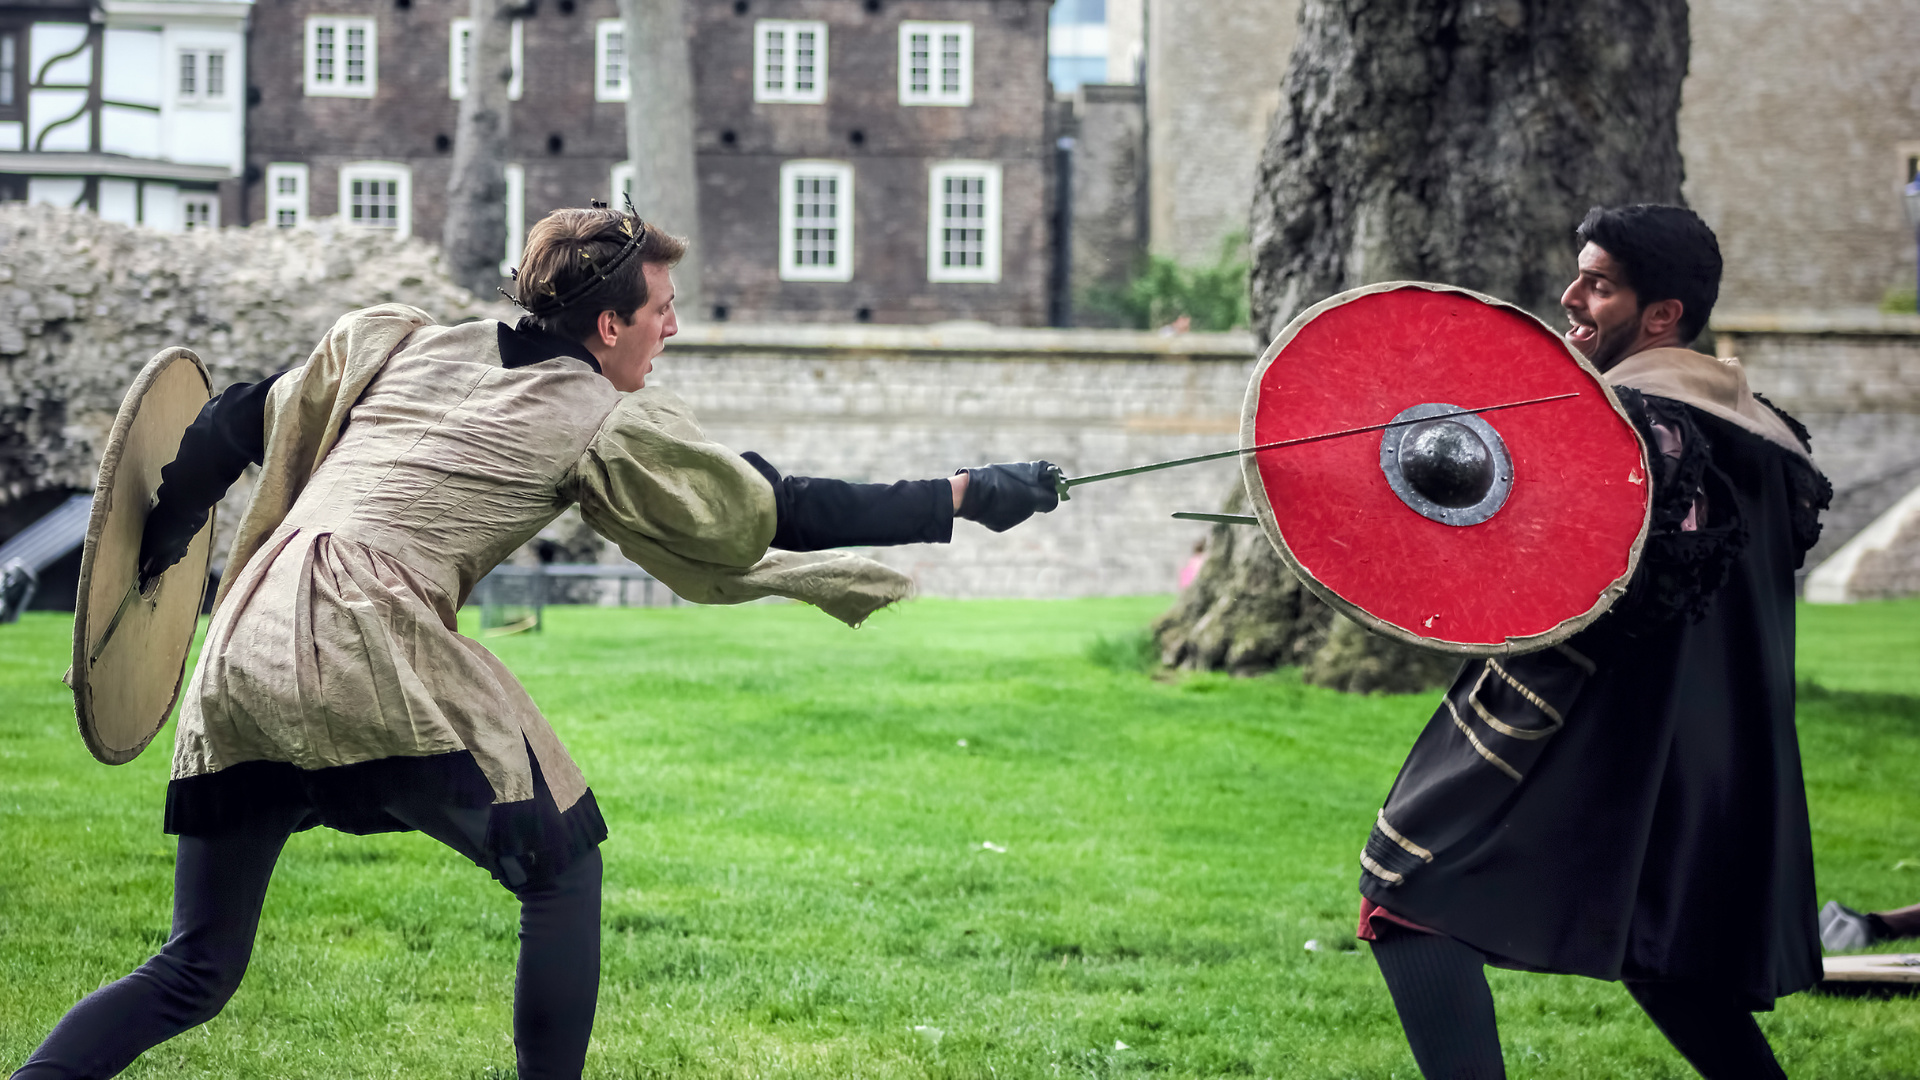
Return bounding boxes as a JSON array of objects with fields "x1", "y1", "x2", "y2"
[{"x1": 1822, "y1": 954, "x2": 1920, "y2": 984}]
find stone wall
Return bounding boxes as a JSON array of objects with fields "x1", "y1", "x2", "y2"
[
  {"x1": 8, "y1": 203, "x2": 1916, "y2": 606},
  {"x1": 1064, "y1": 82, "x2": 1146, "y2": 326},
  {"x1": 1714, "y1": 312, "x2": 1920, "y2": 570},
  {"x1": 656, "y1": 321, "x2": 1253, "y2": 597},
  {"x1": 1681, "y1": 0, "x2": 1920, "y2": 312},
  {"x1": 1142, "y1": 0, "x2": 1297, "y2": 266},
  {"x1": 0, "y1": 203, "x2": 504, "y2": 584}
]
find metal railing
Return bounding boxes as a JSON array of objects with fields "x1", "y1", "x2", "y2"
[{"x1": 469, "y1": 563, "x2": 678, "y2": 635}]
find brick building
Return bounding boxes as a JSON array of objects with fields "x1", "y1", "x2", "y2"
[
  {"x1": 243, "y1": 0, "x2": 1053, "y2": 325},
  {"x1": 0, "y1": 0, "x2": 249, "y2": 228}
]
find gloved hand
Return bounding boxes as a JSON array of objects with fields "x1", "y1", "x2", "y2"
[
  {"x1": 955, "y1": 461, "x2": 1060, "y2": 532},
  {"x1": 136, "y1": 504, "x2": 205, "y2": 590}
]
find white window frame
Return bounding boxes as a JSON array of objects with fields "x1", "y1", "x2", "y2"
[
  {"x1": 898, "y1": 21, "x2": 972, "y2": 107},
  {"x1": 174, "y1": 48, "x2": 230, "y2": 106},
  {"x1": 178, "y1": 191, "x2": 218, "y2": 231},
  {"x1": 926, "y1": 161, "x2": 1001, "y2": 283},
  {"x1": 266, "y1": 162, "x2": 309, "y2": 229},
  {"x1": 449, "y1": 17, "x2": 524, "y2": 102},
  {"x1": 594, "y1": 20, "x2": 628, "y2": 103},
  {"x1": 500, "y1": 162, "x2": 525, "y2": 276},
  {"x1": 337, "y1": 160, "x2": 411, "y2": 237},
  {"x1": 778, "y1": 160, "x2": 854, "y2": 283},
  {"x1": 610, "y1": 161, "x2": 632, "y2": 205},
  {"x1": 305, "y1": 16, "x2": 377, "y2": 98},
  {"x1": 753, "y1": 20, "x2": 828, "y2": 105}
]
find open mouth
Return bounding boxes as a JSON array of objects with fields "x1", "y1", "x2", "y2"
[{"x1": 1565, "y1": 319, "x2": 1597, "y2": 346}]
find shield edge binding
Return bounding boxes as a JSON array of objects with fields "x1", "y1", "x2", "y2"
[
  {"x1": 70, "y1": 347, "x2": 215, "y2": 765},
  {"x1": 1237, "y1": 281, "x2": 1652, "y2": 657}
]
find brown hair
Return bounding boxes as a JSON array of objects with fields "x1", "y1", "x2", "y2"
[{"x1": 513, "y1": 208, "x2": 687, "y2": 343}]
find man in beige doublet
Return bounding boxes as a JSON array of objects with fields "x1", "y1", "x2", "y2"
[{"x1": 13, "y1": 209, "x2": 1061, "y2": 1080}]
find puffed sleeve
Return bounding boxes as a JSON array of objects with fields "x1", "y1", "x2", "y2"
[{"x1": 566, "y1": 389, "x2": 778, "y2": 581}]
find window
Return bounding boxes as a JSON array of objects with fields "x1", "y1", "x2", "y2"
[
  {"x1": 338, "y1": 161, "x2": 411, "y2": 237},
  {"x1": 305, "y1": 16, "x2": 377, "y2": 98},
  {"x1": 595, "y1": 20, "x2": 627, "y2": 102},
  {"x1": 0, "y1": 29, "x2": 17, "y2": 114},
  {"x1": 266, "y1": 162, "x2": 308, "y2": 228},
  {"x1": 610, "y1": 160, "x2": 633, "y2": 204},
  {"x1": 179, "y1": 193, "x2": 218, "y2": 231},
  {"x1": 926, "y1": 161, "x2": 1001, "y2": 283},
  {"x1": 754, "y1": 20, "x2": 827, "y2": 104},
  {"x1": 778, "y1": 160, "x2": 853, "y2": 282},
  {"x1": 898, "y1": 21, "x2": 971, "y2": 106},
  {"x1": 500, "y1": 162, "x2": 525, "y2": 276},
  {"x1": 175, "y1": 49, "x2": 229, "y2": 104},
  {"x1": 449, "y1": 17, "x2": 523, "y2": 101}
]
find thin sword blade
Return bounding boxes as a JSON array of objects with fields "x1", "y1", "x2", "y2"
[
  {"x1": 1050, "y1": 391, "x2": 1578, "y2": 498},
  {"x1": 1171, "y1": 512, "x2": 1258, "y2": 526}
]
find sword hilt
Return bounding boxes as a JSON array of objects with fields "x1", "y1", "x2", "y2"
[{"x1": 1046, "y1": 463, "x2": 1071, "y2": 502}]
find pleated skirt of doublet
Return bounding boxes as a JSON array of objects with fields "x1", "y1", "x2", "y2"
[{"x1": 167, "y1": 523, "x2": 604, "y2": 875}]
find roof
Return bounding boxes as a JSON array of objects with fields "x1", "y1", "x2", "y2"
[{"x1": 0, "y1": 494, "x2": 93, "y2": 575}]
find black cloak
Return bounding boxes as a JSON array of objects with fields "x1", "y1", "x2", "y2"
[{"x1": 1358, "y1": 387, "x2": 1831, "y2": 1011}]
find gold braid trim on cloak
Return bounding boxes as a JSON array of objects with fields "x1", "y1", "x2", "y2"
[{"x1": 212, "y1": 304, "x2": 915, "y2": 627}]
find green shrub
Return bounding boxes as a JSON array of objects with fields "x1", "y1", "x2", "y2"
[{"x1": 1084, "y1": 234, "x2": 1250, "y2": 331}]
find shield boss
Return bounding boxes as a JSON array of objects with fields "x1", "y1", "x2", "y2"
[
  {"x1": 1240, "y1": 283, "x2": 1650, "y2": 655},
  {"x1": 71, "y1": 348, "x2": 216, "y2": 765}
]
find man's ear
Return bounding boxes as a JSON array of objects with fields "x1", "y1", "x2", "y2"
[
  {"x1": 595, "y1": 309, "x2": 620, "y2": 348},
  {"x1": 1640, "y1": 298, "x2": 1686, "y2": 341}
]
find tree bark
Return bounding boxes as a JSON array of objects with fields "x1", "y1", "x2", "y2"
[
  {"x1": 443, "y1": 0, "x2": 517, "y2": 298},
  {"x1": 620, "y1": 0, "x2": 703, "y2": 320},
  {"x1": 1250, "y1": 0, "x2": 1689, "y2": 336},
  {"x1": 1157, "y1": 0, "x2": 1691, "y2": 690}
]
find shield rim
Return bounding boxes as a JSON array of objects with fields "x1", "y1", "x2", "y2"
[
  {"x1": 1237, "y1": 281, "x2": 1651, "y2": 657},
  {"x1": 71, "y1": 347, "x2": 215, "y2": 765}
]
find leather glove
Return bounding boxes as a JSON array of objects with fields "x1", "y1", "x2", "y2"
[
  {"x1": 136, "y1": 504, "x2": 205, "y2": 590},
  {"x1": 956, "y1": 461, "x2": 1060, "y2": 532}
]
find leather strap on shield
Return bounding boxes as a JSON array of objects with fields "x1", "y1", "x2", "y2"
[
  {"x1": 70, "y1": 348, "x2": 216, "y2": 765},
  {"x1": 1241, "y1": 283, "x2": 1650, "y2": 655}
]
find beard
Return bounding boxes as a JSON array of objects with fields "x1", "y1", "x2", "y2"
[
  {"x1": 1585, "y1": 321, "x2": 1641, "y2": 371},
  {"x1": 1565, "y1": 306, "x2": 1645, "y2": 372}
]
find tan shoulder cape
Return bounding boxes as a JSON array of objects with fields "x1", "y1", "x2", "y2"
[{"x1": 1603, "y1": 348, "x2": 1813, "y2": 464}]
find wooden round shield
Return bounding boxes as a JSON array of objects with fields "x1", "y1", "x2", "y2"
[
  {"x1": 1240, "y1": 282, "x2": 1650, "y2": 655},
  {"x1": 70, "y1": 348, "x2": 216, "y2": 765}
]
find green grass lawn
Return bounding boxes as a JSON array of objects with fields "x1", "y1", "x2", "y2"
[{"x1": 3, "y1": 596, "x2": 1918, "y2": 1078}]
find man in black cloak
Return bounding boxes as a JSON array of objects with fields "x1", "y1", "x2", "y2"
[{"x1": 1357, "y1": 205, "x2": 1831, "y2": 1079}]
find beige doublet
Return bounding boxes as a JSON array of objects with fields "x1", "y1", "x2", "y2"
[{"x1": 173, "y1": 305, "x2": 910, "y2": 812}]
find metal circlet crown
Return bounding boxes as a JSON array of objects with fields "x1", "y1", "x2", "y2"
[{"x1": 498, "y1": 193, "x2": 650, "y2": 315}]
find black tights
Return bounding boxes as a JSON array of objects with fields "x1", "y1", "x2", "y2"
[
  {"x1": 1370, "y1": 931, "x2": 1787, "y2": 1080},
  {"x1": 11, "y1": 799, "x2": 601, "y2": 1080}
]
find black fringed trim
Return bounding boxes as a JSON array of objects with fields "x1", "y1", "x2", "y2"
[
  {"x1": 1785, "y1": 458, "x2": 1832, "y2": 565},
  {"x1": 1752, "y1": 393, "x2": 1834, "y2": 563},
  {"x1": 1609, "y1": 389, "x2": 1749, "y2": 629},
  {"x1": 164, "y1": 751, "x2": 608, "y2": 888},
  {"x1": 1752, "y1": 392, "x2": 1814, "y2": 452}
]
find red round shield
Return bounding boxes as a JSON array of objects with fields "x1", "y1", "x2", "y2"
[{"x1": 1241, "y1": 282, "x2": 1650, "y2": 655}]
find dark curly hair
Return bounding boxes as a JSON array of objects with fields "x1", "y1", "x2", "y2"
[{"x1": 1575, "y1": 204, "x2": 1722, "y2": 344}]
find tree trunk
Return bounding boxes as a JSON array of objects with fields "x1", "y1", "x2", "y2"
[
  {"x1": 443, "y1": 0, "x2": 517, "y2": 297},
  {"x1": 1157, "y1": 0, "x2": 1690, "y2": 691},
  {"x1": 620, "y1": 0, "x2": 703, "y2": 320}
]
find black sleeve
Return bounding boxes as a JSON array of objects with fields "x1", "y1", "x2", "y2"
[
  {"x1": 139, "y1": 372, "x2": 285, "y2": 573},
  {"x1": 740, "y1": 451, "x2": 955, "y2": 551}
]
